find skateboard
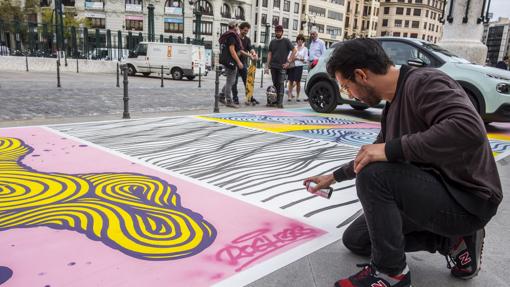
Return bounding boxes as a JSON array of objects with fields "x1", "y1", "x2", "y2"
[{"x1": 245, "y1": 61, "x2": 257, "y2": 103}]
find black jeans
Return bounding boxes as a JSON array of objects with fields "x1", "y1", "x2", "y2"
[
  {"x1": 232, "y1": 65, "x2": 248, "y2": 102},
  {"x1": 345, "y1": 162, "x2": 487, "y2": 275},
  {"x1": 270, "y1": 68, "x2": 286, "y2": 98}
]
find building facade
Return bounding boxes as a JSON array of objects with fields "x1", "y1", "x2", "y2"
[
  {"x1": 251, "y1": 0, "x2": 303, "y2": 47},
  {"x1": 300, "y1": 0, "x2": 346, "y2": 47},
  {"x1": 483, "y1": 17, "x2": 510, "y2": 66},
  {"x1": 344, "y1": 0, "x2": 380, "y2": 39},
  {"x1": 377, "y1": 0, "x2": 445, "y2": 43}
]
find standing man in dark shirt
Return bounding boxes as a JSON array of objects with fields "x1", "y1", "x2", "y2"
[
  {"x1": 219, "y1": 21, "x2": 244, "y2": 108},
  {"x1": 231, "y1": 22, "x2": 259, "y2": 105},
  {"x1": 265, "y1": 25, "x2": 297, "y2": 108},
  {"x1": 304, "y1": 39, "x2": 502, "y2": 287}
]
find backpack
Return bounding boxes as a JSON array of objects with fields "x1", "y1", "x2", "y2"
[{"x1": 219, "y1": 35, "x2": 236, "y2": 70}]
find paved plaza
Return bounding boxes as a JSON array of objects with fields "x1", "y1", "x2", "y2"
[{"x1": 0, "y1": 70, "x2": 509, "y2": 287}]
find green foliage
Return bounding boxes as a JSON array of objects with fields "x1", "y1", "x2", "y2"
[{"x1": 0, "y1": 0, "x2": 25, "y2": 23}]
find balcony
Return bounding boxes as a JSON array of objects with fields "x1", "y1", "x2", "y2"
[{"x1": 126, "y1": 4, "x2": 142, "y2": 12}]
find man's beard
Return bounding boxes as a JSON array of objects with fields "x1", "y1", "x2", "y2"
[
  {"x1": 356, "y1": 85, "x2": 381, "y2": 107},
  {"x1": 276, "y1": 34, "x2": 283, "y2": 39}
]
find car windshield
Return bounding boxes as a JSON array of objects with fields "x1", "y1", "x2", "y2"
[{"x1": 421, "y1": 42, "x2": 471, "y2": 64}]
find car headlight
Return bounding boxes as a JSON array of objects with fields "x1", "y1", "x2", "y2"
[
  {"x1": 487, "y1": 73, "x2": 510, "y2": 81},
  {"x1": 496, "y1": 83, "x2": 510, "y2": 94}
]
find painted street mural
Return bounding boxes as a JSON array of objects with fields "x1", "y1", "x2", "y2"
[
  {"x1": 0, "y1": 127, "x2": 325, "y2": 287},
  {"x1": 198, "y1": 109, "x2": 510, "y2": 160},
  {"x1": 2, "y1": 108, "x2": 509, "y2": 287}
]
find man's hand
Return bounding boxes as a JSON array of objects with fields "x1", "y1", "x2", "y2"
[
  {"x1": 282, "y1": 63, "x2": 290, "y2": 69},
  {"x1": 237, "y1": 62, "x2": 244, "y2": 70},
  {"x1": 303, "y1": 174, "x2": 335, "y2": 193},
  {"x1": 353, "y1": 143, "x2": 387, "y2": 174},
  {"x1": 264, "y1": 67, "x2": 269, "y2": 74}
]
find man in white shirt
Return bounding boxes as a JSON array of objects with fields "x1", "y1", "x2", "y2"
[{"x1": 308, "y1": 27, "x2": 326, "y2": 66}]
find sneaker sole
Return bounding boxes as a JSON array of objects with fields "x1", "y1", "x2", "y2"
[{"x1": 452, "y1": 228, "x2": 485, "y2": 280}]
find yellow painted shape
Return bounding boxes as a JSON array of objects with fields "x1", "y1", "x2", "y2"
[{"x1": 199, "y1": 116, "x2": 338, "y2": 133}]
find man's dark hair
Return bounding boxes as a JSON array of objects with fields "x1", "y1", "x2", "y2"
[
  {"x1": 239, "y1": 22, "x2": 251, "y2": 30},
  {"x1": 326, "y1": 38, "x2": 393, "y2": 80}
]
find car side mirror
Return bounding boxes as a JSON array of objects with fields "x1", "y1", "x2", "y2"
[{"x1": 407, "y1": 58, "x2": 426, "y2": 67}]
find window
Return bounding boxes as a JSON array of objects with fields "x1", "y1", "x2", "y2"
[
  {"x1": 413, "y1": 9, "x2": 421, "y2": 16},
  {"x1": 403, "y1": 32, "x2": 408, "y2": 37},
  {"x1": 195, "y1": 0, "x2": 213, "y2": 16},
  {"x1": 381, "y1": 31, "x2": 387, "y2": 36},
  {"x1": 293, "y1": 19, "x2": 298, "y2": 30},
  {"x1": 220, "y1": 23, "x2": 228, "y2": 34},
  {"x1": 425, "y1": 10, "x2": 429, "y2": 17},
  {"x1": 327, "y1": 26, "x2": 342, "y2": 36},
  {"x1": 410, "y1": 33, "x2": 418, "y2": 38},
  {"x1": 135, "y1": 43, "x2": 147, "y2": 56},
  {"x1": 384, "y1": 7, "x2": 390, "y2": 14},
  {"x1": 274, "y1": 0, "x2": 280, "y2": 9},
  {"x1": 330, "y1": 0, "x2": 344, "y2": 4},
  {"x1": 396, "y1": 7, "x2": 404, "y2": 15},
  {"x1": 221, "y1": 4, "x2": 231, "y2": 18},
  {"x1": 85, "y1": 0, "x2": 104, "y2": 10},
  {"x1": 309, "y1": 5, "x2": 326, "y2": 17},
  {"x1": 261, "y1": 13, "x2": 267, "y2": 24},
  {"x1": 282, "y1": 17, "x2": 289, "y2": 29},
  {"x1": 164, "y1": 22, "x2": 183, "y2": 33},
  {"x1": 125, "y1": 0, "x2": 141, "y2": 4},
  {"x1": 126, "y1": 19, "x2": 143, "y2": 31},
  {"x1": 262, "y1": 0, "x2": 268, "y2": 7},
  {"x1": 193, "y1": 20, "x2": 213, "y2": 35},
  {"x1": 328, "y1": 10, "x2": 343, "y2": 21},
  {"x1": 294, "y1": 2, "x2": 299, "y2": 13},
  {"x1": 381, "y1": 40, "x2": 433, "y2": 66},
  {"x1": 88, "y1": 17, "x2": 105, "y2": 28},
  {"x1": 382, "y1": 19, "x2": 388, "y2": 27},
  {"x1": 394, "y1": 32, "x2": 401, "y2": 37},
  {"x1": 255, "y1": 13, "x2": 258, "y2": 24},
  {"x1": 395, "y1": 19, "x2": 402, "y2": 27},
  {"x1": 412, "y1": 21, "x2": 420, "y2": 28},
  {"x1": 235, "y1": 6, "x2": 245, "y2": 20},
  {"x1": 345, "y1": 16, "x2": 350, "y2": 27},
  {"x1": 406, "y1": 8, "x2": 411, "y2": 15},
  {"x1": 165, "y1": 0, "x2": 182, "y2": 14},
  {"x1": 272, "y1": 15, "x2": 279, "y2": 25},
  {"x1": 404, "y1": 20, "x2": 409, "y2": 27},
  {"x1": 315, "y1": 24, "x2": 324, "y2": 33},
  {"x1": 283, "y1": 0, "x2": 290, "y2": 12}
]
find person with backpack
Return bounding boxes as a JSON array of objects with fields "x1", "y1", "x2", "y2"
[{"x1": 219, "y1": 21, "x2": 244, "y2": 108}]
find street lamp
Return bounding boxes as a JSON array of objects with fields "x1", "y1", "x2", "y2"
[
  {"x1": 189, "y1": 0, "x2": 202, "y2": 43},
  {"x1": 147, "y1": 3, "x2": 155, "y2": 42}
]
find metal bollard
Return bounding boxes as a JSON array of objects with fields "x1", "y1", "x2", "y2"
[
  {"x1": 161, "y1": 65, "x2": 164, "y2": 88},
  {"x1": 116, "y1": 62, "x2": 120, "y2": 87},
  {"x1": 76, "y1": 57, "x2": 79, "y2": 73},
  {"x1": 213, "y1": 66, "x2": 220, "y2": 113},
  {"x1": 25, "y1": 54, "x2": 28, "y2": 72},
  {"x1": 65, "y1": 52, "x2": 68, "y2": 67},
  {"x1": 198, "y1": 67, "x2": 201, "y2": 88},
  {"x1": 260, "y1": 68, "x2": 264, "y2": 88},
  {"x1": 56, "y1": 59, "x2": 61, "y2": 88},
  {"x1": 122, "y1": 66, "x2": 130, "y2": 119}
]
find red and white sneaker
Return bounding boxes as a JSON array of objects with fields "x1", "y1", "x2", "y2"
[
  {"x1": 447, "y1": 228, "x2": 485, "y2": 279},
  {"x1": 334, "y1": 264, "x2": 412, "y2": 287}
]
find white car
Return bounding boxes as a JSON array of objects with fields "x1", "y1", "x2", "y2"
[{"x1": 305, "y1": 37, "x2": 510, "y2": 123}]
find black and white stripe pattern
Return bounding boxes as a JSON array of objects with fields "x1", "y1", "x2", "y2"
[{"x1": 54, "y1": 117, "x2": 363, "y2": 231}]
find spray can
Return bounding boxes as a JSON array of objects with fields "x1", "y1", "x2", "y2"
[{"x1": 306, "y1": 182, "x2": 333, "y2": 199}]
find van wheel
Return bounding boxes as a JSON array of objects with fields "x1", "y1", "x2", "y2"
[
  {"x1": 171, "y1": 68, "x2": 183, "y2": 80},
  {"x1": 187, "y1": 76, "x2": 196, "y2": 80},
  {"x1": 127, "y1": 64, "x2": 136, "y2": 76},
  {"x1": 308, "y1": 81, "x2": 337, "y2": 113},
  {"x1": 142, "y1": 72, "x2": 150, "y2": 77}
]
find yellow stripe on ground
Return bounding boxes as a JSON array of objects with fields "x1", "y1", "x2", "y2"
[{"x1": 198, "y1": 116, "x2": 337, "y2": 133}]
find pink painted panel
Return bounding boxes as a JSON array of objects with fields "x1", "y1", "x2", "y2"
[{"x1": 0, "y1": 127, "x2": 325, "y2": 287}]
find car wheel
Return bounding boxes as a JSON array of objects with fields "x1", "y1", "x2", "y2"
[
  {"x1": 127, "y1": 64, "x2": 136, "y2": 76},
  {"x1": 142, "y1": 72, "x2": 150, "y2": 77},
  {"x1": 187, "y1": 76, "x2": 196, "y2": 80},
  {"x1": 350, "y1": 104, "x2": 369, "y2": 111},
  {"x1": 464, "y1": 89, "x2": 481, "y2": 113},
  {"x1": 308, "y1": 81, "x2": 337, "y2": 113},
  {"x1": 171, "y1": 68, "x2": 183, "y2": 80}
]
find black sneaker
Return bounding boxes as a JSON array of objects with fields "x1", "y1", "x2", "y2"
[
  {"x1": 335, "y1": 264, "x2": 411, "y2": 287},
  {"x1": 219, "y1": 98, "x2": 226, "y2": 105},
  {"x1": 446, "y1": 229, "x2": 485, "y2": 280}
]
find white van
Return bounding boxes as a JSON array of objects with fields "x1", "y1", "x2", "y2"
[{"x1": 123, "y1": 42, "x2": 206, "y2": 80}]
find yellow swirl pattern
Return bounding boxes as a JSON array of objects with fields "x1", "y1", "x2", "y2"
[{"x1": 0, "y1": 137, "x2": 216, "y2": 260}]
